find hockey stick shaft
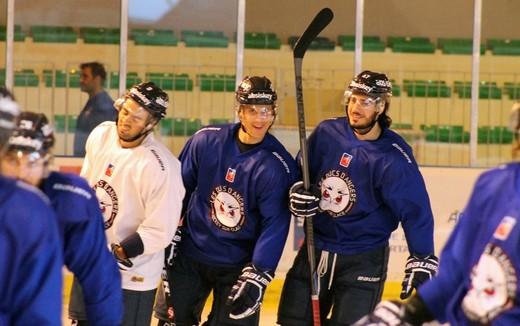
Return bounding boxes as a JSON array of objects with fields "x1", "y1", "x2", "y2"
[{"x1": 293, "y1": 7, "x2": 333, "y2": 326}]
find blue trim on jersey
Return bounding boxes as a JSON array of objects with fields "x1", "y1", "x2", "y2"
[
  {"x1": 43, "y1": 172, "x2": 123, "y2": 325},
  {"x1": 179, "y1": 123, "x2": 297, "y2": 271},
  {"x1": 304, "y1": 118, "x2": 434, "y2": 256}
]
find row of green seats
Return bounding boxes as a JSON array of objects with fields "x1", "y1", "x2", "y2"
[
  {"x1": 159, "y1": 118, "x2": 201, "y2": 136},
  {"x1": 182, "y1": 30, "x2": 228, "y2": 48},
  {"x1": 288, "y1": 36, "x2": 335, "y2": 51},
  {"x1": 244, "y1": 32, "x2": 281, "y2": 49},
  {"x1": 31, "y1": 25, "x2": 77, "y2": 43},
  {"x1": 53, "y1": 114, "x2": 77, "y2": 133},
  {"x1": 337, "y1": 35, "x2": 385, "y2": 52},
  {"x1": 146, "y1": 72, "x2": 193, "y2": 91},
  {"x1": 197, "y1": 74, "x2": 235, "y2": 92},
  {"x1": 421, "y1": 125, "x2": 513, "y2": 144},
  {"x1": 437, "y1": 38, "x2": 485, "y2": 55},
  {"x1": 131, "y1": 29, "x2": 178, "y2": 46},
  {"x1": 453, "y1": 81, "x2": 502, "y2": 99},
  {"x1": 403, "y1": 80, "x2": 451, "y2": 97}
]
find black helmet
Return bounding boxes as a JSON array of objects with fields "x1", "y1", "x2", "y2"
[
  {"x1": 126, "y1": 82, "x2": 169, "y2": 119},
  {"x1": 236, "y1": 76, "x2": 277, "y2": 105},
  {"x1": 8, "y1": 111, "x2": 55, "y2": 155},
  {"x1": 0, "y1": 87, "x2": 19, "y2": 132},
  {"x1": 346, "y1": 70, "x2": 392, "y2": 99}
]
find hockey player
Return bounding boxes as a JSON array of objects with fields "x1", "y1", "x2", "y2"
[
  {"x1": 78, "y1": 81, "x2": 185, "y2": 326},
  {"x1": 0, "y1": 111, "x2": 123, "y2": 325},
  {"x1": 277, "y1": 71, "x2": 438, "y2": 325},
  {"x1": 154, "y1": 76, "x2": 297, "y2": 326},
  {"x1": 354, "y1": 162, "x2": 520, "y2": 325},
  {"x1": 0, "y1": 88, "x2": 63, "y2": 325}
]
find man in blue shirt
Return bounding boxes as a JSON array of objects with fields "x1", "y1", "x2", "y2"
[{"x1": 74, "y1": 61, "x2": 117, "y2": 157}]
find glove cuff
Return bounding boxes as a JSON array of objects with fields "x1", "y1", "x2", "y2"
[{"x1": 404, "y1": 294, "x2": 435, "y2": 325}]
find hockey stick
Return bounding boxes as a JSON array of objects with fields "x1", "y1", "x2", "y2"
[
  {"x1": 161, "y1": 218, "x2": 183, "y2": 326},
  {"x1": 293, "y1": 7, "x2": 334, "y2": 326}
]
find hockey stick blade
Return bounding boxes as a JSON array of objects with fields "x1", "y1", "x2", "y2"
[{"x1": 293, "y1": 8, "x2": 334, "y2": 58}]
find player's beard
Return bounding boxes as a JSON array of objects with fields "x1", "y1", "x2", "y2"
[{"x1": 348, "y1": 111, "x2": 379, "y2": 134}]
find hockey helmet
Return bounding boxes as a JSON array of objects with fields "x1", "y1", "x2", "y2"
[
  {"x1": 236, "y1": 76, "x2": 277, "y2": 106},
  {"x1": 344, "y1": 70, "x2": 392, "y2": 103},
  {"x1": 119, "y1": 82, "x2": 169, "y2": 120},
  {"x1": 7, "y1": 111, "x2": 55, "y2": 155},
  {"x1": 0, "y1": 87, "x2": 19, "y2": 133}
]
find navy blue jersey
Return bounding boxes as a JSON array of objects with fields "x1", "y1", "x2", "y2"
[
  {"x1": 0, "y1": 176, "x2": 63, "y2": 325},
  {"x1": 179, "y1": 123, "x2": 298, "y2": 271},
  {"x1": 305, "y1": 118, "x2": 434, "y2": 256},
  {"x1": 41, "y1": 171, "x2": 123, "y2": 324},
  {"x1": 419, "y1": 163, "x2": 520, "y2": 325}
]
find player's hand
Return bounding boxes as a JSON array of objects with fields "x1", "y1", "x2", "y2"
[
  {"x1": 226, "y1": 264, "x2": 274, "y2": 319},
  {"x1": 165, "y1": 227, "x2": 182, "y2": 267},
  {"x1": 400, "y1": 254, "x2": 438, "y2": 299},
  {"x1": 110, "y1": 243, "x2": 133, "y2": 271},
  {"x1": 289, "y1": 181, "x2": 320, "y2": 226},
  {"x1": 352, "y1": 301, "x2": 412, "y2": 326}
]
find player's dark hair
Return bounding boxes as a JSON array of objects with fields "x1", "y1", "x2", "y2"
[{"x1": 80, "y1": 61, "x2": 107, "y2": 81}]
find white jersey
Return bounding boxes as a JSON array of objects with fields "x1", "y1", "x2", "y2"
[{"x1": 81, "y1": 121, "x2": 185, "y2": 291}]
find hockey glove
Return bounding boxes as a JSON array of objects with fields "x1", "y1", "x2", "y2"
[
  {"x1": 352, "y1": 301, "x2": 411, "y2": 326},
  {"x1": 353, "y1": 295, "x2": 435, "y2": 326},
  {"x1": 400, "y1": 254, "x2": 438, "y2": 299},
  {"x1": 111, "y1": 243, "x2": 133, "y2": 271},
  {"x1": 165, "y1": 227, "x2": 182, "y2": 267},
  {"x1": 289, "y1": 181, "x2": 320, "y2": 226},
  {"x1": 226, "y1": 264, "x2": 274, "y2": 320}
]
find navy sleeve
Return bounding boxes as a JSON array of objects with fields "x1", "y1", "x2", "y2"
[
  {"x1": 252, "y1": 161, "x2": 295, "y2": 271},
  {"x1": 380, "y1": 157, "x2": 435, "y2": 255},
  {"x1": 179, "y1": 134, "x2": 200, "y2": 216},
  {"x1": 60, "y1": 184, "x2": 123, "y2": 325},
  {"x1": 418, "y1": 174, "x2": 488, "y2": 322},
  {"x1": 0, "y1": 188, "x2": 63, "y2": 325}
]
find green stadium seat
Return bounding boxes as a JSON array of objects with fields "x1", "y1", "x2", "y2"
[
  {"x1": 109, "y1": 72, "x2": 142, "y2": 89},
  {"x1": 30, "y1": 25, "x2": 77, "y2": 43},
  {"x1": 159, "y1": 118, "x2": 174, "y2": 136},
  {"x1": 0, "y1": 25, "x2": 26, "y2": 41},
  {"x1": 486, "y1": 39, "x2": 520, "y2": 55},
  {"x1": 437, "y1": 38, "x2": 485, "y2": 55},
  {"x1": 173, "y1": 118, "x2": 187, "y2": 136},
  {"x1": 14, "y1": 70, "x2": 39, "y2": 87},
  {"x1": 337, "y1": 35, "x2": 385, "y2": 52},
  {"x1": 404, "y1": 80, "x2": 450, "y2": 97},
  {"x1": 504, "y1": 82, "x2": 520, "y2": 100},
  {"x1": 132, "y1": 29, "x2": 178, "y2": 46},
  {"x1": 67, "y1": 115, "x2": 77, "y2": 132},
  {"x1": 388, "y1": 36, "x2": 435, "y2": 54},
  {"x1": 478, "y1": 126, "x2": 513, "y2": 144},
  {"x1": 80, "y1": 27, "x2": 120, "y2": 44},
  {"x1": 198, "y1": 74, "x2": 235, "y2": 92},
  {"x1": 244, "y1": 32, "x2": 281, "y2": 49},
  {"x1": 44, "y1": 70, "x2": 80, "y2": 88},
  {"x1": 186, "y1": 118, "x2": 202, "y2": 136},
  {"x1": 145, "y1": 73, "x2": 194, "y2": 91},
  {"x1": 454, "y1": 81, "x2": 502, "y2": 99},
  {"x1": 182, "y1": 30, "x2": 228, "y2": 48},
  {"x1": 288, "y1": 36, "x2": 335, "y2": 51},
  {"x1": 54, "y1": 114, "x2": 66, "y2": 133}
]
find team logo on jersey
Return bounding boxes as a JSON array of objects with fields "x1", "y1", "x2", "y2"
[
  {"x1": 318, "y1": 170, "x2": 357, "y2": 217},
  {"x1": 339, "y1": 152, "x2": 353, "y2": 168},
  {"x1": 493, "y1": 216, "x2": 517, "y2": 241},
  {"x1": 225, "y1": 168, "x2": 236, "y2": 183},
  {"x1": 93, "y1": 179, "x2": 119, "y2": 229},
  {"x1": 105, "y1": 164, "x2": 114, "y2": 177},
  {"x1": 209, "y1": 185, "x2": 245, "y2": 232},
  {"x1": 461, "y1": 243, "x2": 517, "y2": 324}
]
